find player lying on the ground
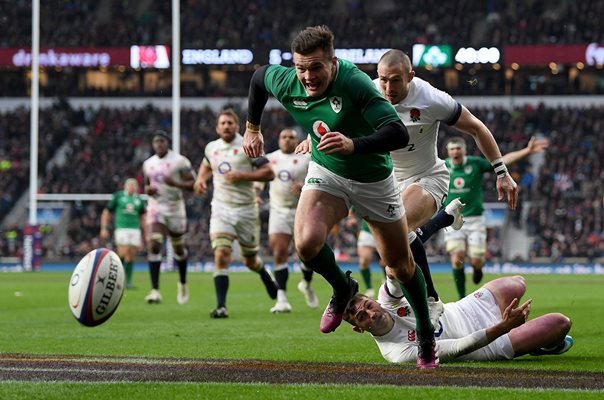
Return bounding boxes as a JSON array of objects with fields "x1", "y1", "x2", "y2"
[{"x1": 343, "y1": 274, "x2": 573, "y2": 363}]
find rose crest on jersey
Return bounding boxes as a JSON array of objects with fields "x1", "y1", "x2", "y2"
[
  {"x1": 312, "y1": 120, "x2": 330, "y2": 139},
  {"x1": 397, "y1": 306, "x2": 410, "y2": 317},
  {"x1": 329, "y1": 96, "x2": 342, "y2": 113},
  {"x1": 410, "y1": 108, "x2": 421, "y2": 122}
]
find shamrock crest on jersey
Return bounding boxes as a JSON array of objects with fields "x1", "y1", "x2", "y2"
[{"x1": 329, "y1": 96, "x2": 342, "y2": 113}]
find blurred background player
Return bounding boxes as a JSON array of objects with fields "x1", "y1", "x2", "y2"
[
  {"x1": 344, "y1": 274, "x2": 573, "y2": 363},
  {"x1": 142, "y1": 130, "x2": 196, "y2": 305},
  {"x1": 342, "y1": 210, "x2": 384, "y2": 299},
  {"x1": 194, "y1": 108, "x2": 278, "y2": 319},
  {"x1": 100, "y1": 178, "x2": 146, "y2": 289},
  {"x1": 443, "y1": 136, "x2": 549, "y2": 298},
  {"x1": 265, "y1": 128, "x2": 316, "y2": 313}
]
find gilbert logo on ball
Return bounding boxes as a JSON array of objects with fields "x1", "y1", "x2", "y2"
[{"x1": 68, "y1": 248, "x2": 125, "y2": 327}]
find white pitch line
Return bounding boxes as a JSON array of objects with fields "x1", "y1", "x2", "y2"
[{"x1": 0, "y1": 366, "x2": 133, "y2": 374}]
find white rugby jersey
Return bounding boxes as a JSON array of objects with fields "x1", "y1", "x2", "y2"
[
  {"x1": 204, "y1": 133, "x2": 262, "y2": 207},
  {"x1": 372, "y1": 280, "x2": 511, "y2": 363},
  {"x1": 142, "y1": 149, "x2": 192, "y2": 213},
  {"x1": 373, "y1": 77, "x2": 461, "y2": 180},
  {"x1": 266, "y1": 150, "x2": 310, "y2": 209}
]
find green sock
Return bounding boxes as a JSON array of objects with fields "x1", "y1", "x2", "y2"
[
  {"x1": 452, "y1": 268, "x2": 466, "y2": 299},
  {"x1": 360, "y1": 268, "x2": 372, "y2": 290},
  {"x1": 124, "y1": 260, "x2": 134, "y2": 286},
  {"x1": 303, "y1": 244, "x2": 348, "y2": 293},
  {"x1": 399, "y1": 265, "x2": 432, "y2": 335}
]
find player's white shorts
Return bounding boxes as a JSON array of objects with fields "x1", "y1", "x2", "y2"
[
  {"x1": 397, "y1": 163, "x2": 449, "y2": 215},
  {"x1": 357, "y1": 230, "x2": 376, "y2": 249},
  {"x1": 440, "y1": 288, "x2": 514, "y2": 361},
  {"x1": 210, "y1": 203, "x2": 260, "y2": 248},
  {"x1": 444, "y1": 215, "x2": 487, "y2": 258},
  {"x1": 146, "y1": 204, "x2": 187, "y2": 234},
  {"x1": 114, "y1": 228, "x2": 142, "y2": 247},
  {"x1": 268, "y1": 205, "x2": 296, "y2": 236},
  {"x1": 302, "y1": 161, "x2": 404, "y2": 223}
]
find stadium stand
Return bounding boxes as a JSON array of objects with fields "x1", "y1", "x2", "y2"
[
  {"x1": 1, "y1": 103, "x2": 602, "y2": 262},
  {"x1": 0, "y1": 1, "x2": 602, "y2": 264},
  {"x1": 2, "y1": 0, "x2": 601, "y2": 48}
]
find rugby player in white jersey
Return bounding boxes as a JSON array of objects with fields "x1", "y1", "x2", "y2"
[
  {"x1": 343, "y1": 274, "x2": 573, "y2": 363},
  {"x1": 265, "y1": 128, "x2": 317, "y2": 313},
  {"x1": 194, "y1": 109, "x2": 278, "y2": 318},
  {"x1": 375, "y1": 49, "x2": 517, "y2": 316},
  {"x1": 142, "y1": 130, "x2": 196, "y2": 305}
]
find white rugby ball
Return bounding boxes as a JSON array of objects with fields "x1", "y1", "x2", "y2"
[{"x1": 68, "y1": 248, "x2": 125, "y2": 327}]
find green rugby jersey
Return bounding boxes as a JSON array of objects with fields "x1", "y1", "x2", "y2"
[
  {"x1": 106, "y1": 190, "x2": 146, "y2": 229},
  {"x1": 444, "y1": 156, "x2": 492, "y2": 217},
  {"x1": 360, "y1": 220, "x2": 371, "y2": 233},
  {"x1": 264, "y1": 59, "x2": 400, "y2": 183}
]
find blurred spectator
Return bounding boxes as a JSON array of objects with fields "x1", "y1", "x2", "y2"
[{"x1": 2, "y1": 1, "x2": 601, "y2": 48}]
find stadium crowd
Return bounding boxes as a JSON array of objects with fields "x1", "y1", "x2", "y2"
[
  {"x1": 1, "y1": 103, "x2": 602, "y2": 263},
  {"x1": 524, "y1": 106, "x2": 603, "y2": 260},
  {"x1": 2, "y1": 0, "x2": 601, "y2": 48},
  {"x1": 1, "y1": 1, "x2": 602, "y2": 98},
  {"x1": 0, "y1": 1, "x2": 602, "y2": 263}
]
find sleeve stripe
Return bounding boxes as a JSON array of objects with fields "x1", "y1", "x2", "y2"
[{"x1": 445, "y1": 102, "x2": 462, "y2": 126}]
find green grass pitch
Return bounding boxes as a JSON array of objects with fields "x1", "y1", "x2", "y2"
[{"x1": 1, "y1": 270, "x2": 603, "y2": 399}]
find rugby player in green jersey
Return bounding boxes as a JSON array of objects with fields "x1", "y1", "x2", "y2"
[
  {"x1": 100, "y1": 178, "x2": 146, "y2": 289},
  {"x1": 242, "y1": 25, "x2": 437, "y2": 369},
  {"x1": 443, "y1": 137, "x2": 549, "y2": 298}
]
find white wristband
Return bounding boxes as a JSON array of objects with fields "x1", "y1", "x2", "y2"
[{"x1": 491, "y1": 157, "x2": 508, "y2": 178}]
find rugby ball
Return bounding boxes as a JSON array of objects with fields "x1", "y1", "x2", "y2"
[{"x1": 68, "y1": 248, "x2": 125, "y2": 327}]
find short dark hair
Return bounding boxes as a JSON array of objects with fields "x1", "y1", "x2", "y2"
[
  {"x1": 342, "y1": 293, "x2": 366, "y2": 325},
  {"x1": 291, "y1": 25, "x2": 334, "y2": 58},
  {"x1": 217, "y1": 108, "x2": 240, "y2": 125},
  {"x1": 152, "y1": 129, "x2": 171, "y2": 142}
]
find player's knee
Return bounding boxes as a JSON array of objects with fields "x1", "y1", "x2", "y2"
[
  {"x1": 510, "y1": 275, "x2": 526, "y2": 292},
  {"x1": 169, "y1": 235, "x2": 187, "y2": 260},
  {"x1": 243, "y1": 255, "x2": 261, "y2": 271},
  {"x1": 295, "y1": 238, "x2": 324, "y2": 262},
  {"x1": 148, "y1": 233, "x2": 163, "y2": 255},
  {"x1": 390, "y1": 264, "x2": 415, "y2": 283},
  {"x1": 553, "y1": 313, "x2": 572, "y2": 333},
  {"x1": 214, "y1": 247, "x2": 231, "y2": 267},
  {"x1": 173, "y1": 248, "x2": 188, "y2": 261},
  {"x1": 471, "y1": 260, "x2": 485, "y2": 269},
  {"x1": 451, "y1": 252, "x2": 465, "y2": 269}
]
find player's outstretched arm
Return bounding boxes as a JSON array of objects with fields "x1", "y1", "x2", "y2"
[
  {"x1": 502, "y1": 136, "x2": 549, "y2": 166},
  {"x1": 454, "y1": 106, "x2": 519, "y2": 209},
  {"x1": 244, "y1": 66, "x2": 270, "y2": 158}
]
